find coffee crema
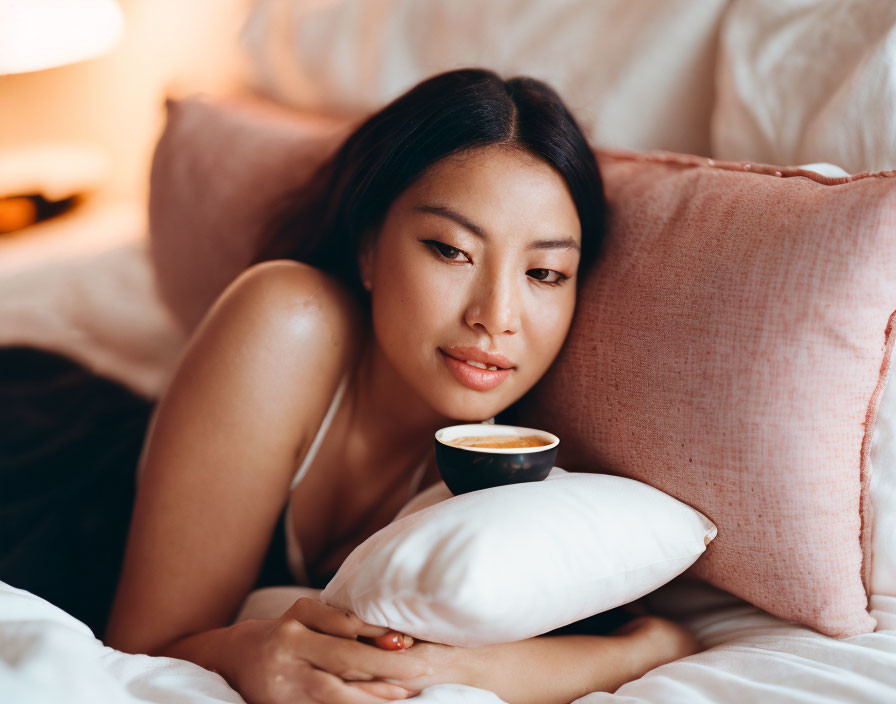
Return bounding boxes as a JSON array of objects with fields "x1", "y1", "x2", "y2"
[{"x1": 445, "y1": 434, "x2": 551, "y2": 449}]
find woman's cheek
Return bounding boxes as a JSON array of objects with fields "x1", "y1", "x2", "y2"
[
  {"x1": 405, "y1": 263, "x2": 467, "y2": 329},
  {"x1": 373, "y1": 258, "x2": 457, "y2": 371},
  {"x1": 374, "y1": 254, "x2": 426, "y2": 316},
  {"x1": 526, "y1": 297, "x2": 575, "y2": 372}
]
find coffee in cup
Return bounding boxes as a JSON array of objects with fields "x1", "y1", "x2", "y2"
[{"x1": 444, "y1": 434, "x2": 552, "y2": 449}]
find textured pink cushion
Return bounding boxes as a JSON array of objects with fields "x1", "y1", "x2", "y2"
[{"x1": 518, "y1": 151, "x2": 896, "y2": 637}]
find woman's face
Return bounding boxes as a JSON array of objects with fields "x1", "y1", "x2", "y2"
[{"x1": 360, "y1": 145, "x2": 582, "y2": 421}]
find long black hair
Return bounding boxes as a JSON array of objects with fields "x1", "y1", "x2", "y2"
[{"x1": 253, "y1": 67, "x2": 606, "y2": 305}]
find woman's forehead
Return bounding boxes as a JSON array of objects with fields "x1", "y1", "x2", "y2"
[{"x1": 397, "y1": 146, "x2": 582, "y2": 243}]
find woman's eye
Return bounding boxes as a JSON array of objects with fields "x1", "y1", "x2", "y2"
[
  {"x1": 528, "y1": 268, "x2": 568, "y2": 286},
  {"x1": 424, "y1": 240, "x2": 470, "y2": 262}
]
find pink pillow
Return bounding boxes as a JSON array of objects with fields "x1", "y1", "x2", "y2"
[
  {"x1": 516, "y1": 151, "x2": 896, "y2": 638},
  {"x1": 148, "y1": 96, "x2": 351, "y2": 332}
]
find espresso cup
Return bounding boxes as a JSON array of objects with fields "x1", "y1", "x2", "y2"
[{"x1": 434, "y1": 424, "x2": 560, "y2": 495}]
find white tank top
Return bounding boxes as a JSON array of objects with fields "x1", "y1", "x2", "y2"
[{"x1": 283, "y1": 372, "x2": 432, "y2": 586}]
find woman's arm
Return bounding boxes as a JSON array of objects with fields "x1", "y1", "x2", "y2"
[
  {"x1": 468, "y1": 616, "x2": 699, "y2": 704},
  {"x1": 399, "y1": 615, "x2": 699, "y2": 704},
  {"x1": 105, "y1": 260, "x2": 358, "y2": 656}
]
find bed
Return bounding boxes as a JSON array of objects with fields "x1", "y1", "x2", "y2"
[
  {"x1": 3, "y1": 570, "x2": 896, "y2": 703},
  {"x1": 3, "y1": 1, "x2": 896, "y2": 702}
]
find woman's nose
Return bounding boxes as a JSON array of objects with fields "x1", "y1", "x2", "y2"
[{"x1": 463, "y1": 268, "x2": 521, "y2": 336}]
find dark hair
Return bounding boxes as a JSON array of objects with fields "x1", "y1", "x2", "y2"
[{"x1": 253, "y1": 68, "x2": 606, "y2": 305}]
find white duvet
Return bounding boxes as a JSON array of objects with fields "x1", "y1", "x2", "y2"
[{"x1": 3, "y1": 576, "x2": 896, "y2": 704}]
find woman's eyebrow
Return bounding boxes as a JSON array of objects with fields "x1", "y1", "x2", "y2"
[{"x1": 413, "y1": 203, "x2": 580, "y2": 252}]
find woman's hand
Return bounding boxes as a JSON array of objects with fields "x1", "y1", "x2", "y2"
[
  {"x1": 220, "y1": 597, "x2": 434, "y2": 703},
  {"x1": 372, "y1": 639, "x2": 475, "y2": 693}
]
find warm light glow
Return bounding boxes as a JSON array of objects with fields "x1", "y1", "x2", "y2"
[
  {"x1": 0, "y1": 0, "x2": 124, "y2": 75},
  {"x1": 0, "y1": 143, "x2": 109, "y2": 200}
]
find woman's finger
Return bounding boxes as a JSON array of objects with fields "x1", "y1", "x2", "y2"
[
  {"x1": 301, "y1": 667, "x2": 395, "y2": 704},
  {"x1": 299, "y1": 628, "x2": 433, "y2": 682},
  {"x1": 346, "y1": 680, "x2": 416, "y2": 699},
  {"x1": 285, "y1": 597, "x2": 392, "y2": 639}
]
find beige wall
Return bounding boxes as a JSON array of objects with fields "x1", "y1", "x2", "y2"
[{"x1": 0, "y1": 0, "x2": 251, "y2": 204}]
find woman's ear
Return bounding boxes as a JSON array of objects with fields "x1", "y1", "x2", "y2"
[{"x1": 358, "y1": 229, "x2": 376, "y2": 292}]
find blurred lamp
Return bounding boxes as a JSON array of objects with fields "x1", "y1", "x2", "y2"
[
  {"x1": 0, "y1": 0, "x2": 122, "y2": 232},
  {"x1": 0, "y1": 0, "x2": 124, "y2": 75}
]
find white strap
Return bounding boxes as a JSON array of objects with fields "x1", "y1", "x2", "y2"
[{"x1": 289, "y1": 373, "x2": 350, "y2": 492}]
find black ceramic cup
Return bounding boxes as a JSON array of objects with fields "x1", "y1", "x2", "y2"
[{"x1": 434, "y1": 424, "x2": 560, "y2": 495}]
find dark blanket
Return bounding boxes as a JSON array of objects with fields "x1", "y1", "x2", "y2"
[
  {"x1": 0, "y1": 346, "x2": 305, "y2": 640},
  {"x1": 0, "y1": 346, "x2": 153, "y2": 639}
]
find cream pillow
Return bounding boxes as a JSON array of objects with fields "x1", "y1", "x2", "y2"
[
  {"x1": 320, "y1": 468, "x2": 716, "y2": 647},
  {"x1": 240, "y1": 0, "x2": 728, "y2": 156},
  {"x1": 712, "y1": 0, "x2": 896, "y2": 172}
]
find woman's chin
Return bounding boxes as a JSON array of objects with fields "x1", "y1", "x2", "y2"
[{"x1": 427, "y1": 386, "x2": 510, "y2": 424}]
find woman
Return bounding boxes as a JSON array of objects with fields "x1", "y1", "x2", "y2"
[{"x1": 103, "y1": 69, "x2": 698, "y2": 703}]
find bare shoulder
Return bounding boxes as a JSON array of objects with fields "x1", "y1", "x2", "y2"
[
  {"x1": 197, "y1": 258, "x2": 366, "y2": 450},
  {"x1": 175, "y1": 257, "x2": 365, "y2": 446},
  {"x1": 216, "y1": 259, "x2": 364, "y2": 346}
]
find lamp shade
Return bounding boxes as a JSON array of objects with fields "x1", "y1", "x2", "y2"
[{"x1": 0, "y1": 0, "x2": 124, "y2": 75}]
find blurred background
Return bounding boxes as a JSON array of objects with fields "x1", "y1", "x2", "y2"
[
  {"x1": 1, "y1": 0, "x2": 894, "y2": 396},
  {"x1": 0, "y1": 0, "x2": 249, "y2": 270}
]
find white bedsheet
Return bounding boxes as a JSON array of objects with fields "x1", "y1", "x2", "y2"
[
  {"x1": 3, "y1": 577, "x2": 896, "y2": 704},
  {"x1": 582, "y1": 580, "x2": 896, "y2": 703}
]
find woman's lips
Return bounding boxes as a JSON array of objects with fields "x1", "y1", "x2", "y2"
[{"x1": 439, "y1": 349, "x2": 511, "y2": 391}]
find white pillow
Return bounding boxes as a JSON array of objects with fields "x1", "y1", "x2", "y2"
[
  {"x1": 320, "y1": 468, "x2": 717, "y2": 647},
  {"x1": 240, "y1": 0, "x2": 729, "y2": 156}
]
